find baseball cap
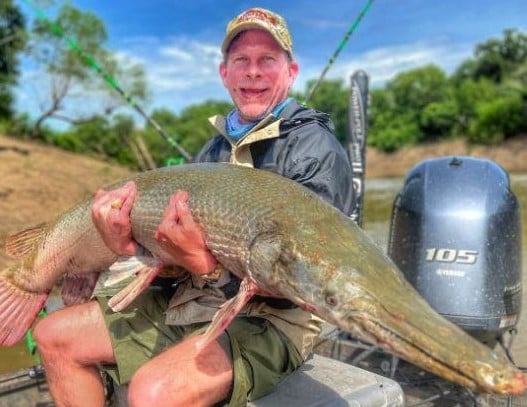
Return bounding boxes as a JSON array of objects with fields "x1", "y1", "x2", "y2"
[{"x1": 221, "y1": 8, "x2": 293, "y2": 58}]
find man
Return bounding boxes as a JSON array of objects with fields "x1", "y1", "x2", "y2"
[{"x1": 34, "y1": 7, "x2": 355, "y2": 407}]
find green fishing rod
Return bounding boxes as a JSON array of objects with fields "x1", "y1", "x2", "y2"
[
  {"x1": 305, "y1": 0, "x2": 374, "y2": 102},
  {"x1": 20, "y1": 0, "x2": 193, "y2": 162}
]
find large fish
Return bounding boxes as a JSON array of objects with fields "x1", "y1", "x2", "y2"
[{"x1": 0, "y1": 163, "x2": 525, "y2": 395}]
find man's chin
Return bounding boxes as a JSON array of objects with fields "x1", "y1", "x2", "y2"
[{"x1": 237, "y1": 104, "x2": 270, "y2": 122}]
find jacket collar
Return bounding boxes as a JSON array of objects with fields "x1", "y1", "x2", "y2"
[{"x1": 208, "y1": 113, "x2": 284, "y2": 167}]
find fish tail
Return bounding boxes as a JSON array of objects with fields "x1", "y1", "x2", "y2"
[{"x1": 0, "y1": 272, "x2": 48, "y2": 346}]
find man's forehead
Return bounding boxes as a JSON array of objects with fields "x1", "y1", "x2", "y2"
[{"x1": 229, "y1": 29, "x2": 284, "y2": 52}]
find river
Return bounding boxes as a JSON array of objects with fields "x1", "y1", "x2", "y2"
[{"x1": 1, "y1": 171, "x2": 526, "y2": 374}]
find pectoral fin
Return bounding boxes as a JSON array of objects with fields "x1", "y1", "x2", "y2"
[
  {"x1": 107, "y1": 255, "x2": 163, "y2": 312},
  {"x1": 196, "y1": 230, "x2": 283, "y2": 350},
  {"x1": 61, "y1": 272, "x2": 99, "y2": 306},
  {"x1": 196, "y1": 277, "x2": 259, "y2": 350}
]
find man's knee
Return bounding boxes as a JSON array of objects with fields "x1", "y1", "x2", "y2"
[
  {"x1": 33, "y1": 301, "x2": 108, "y2": 360},
  {"x1": 128, "y1": 367, "x2": 178, "y2": 407},
  {"x1": 33, "y1": 310, "x2": 74, "y2": 355}
]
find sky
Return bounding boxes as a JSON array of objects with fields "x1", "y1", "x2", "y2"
[{"x1": 14, "y1": 0, "x2": 527, "y2": 128}]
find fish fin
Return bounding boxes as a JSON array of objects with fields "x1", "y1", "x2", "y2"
[
  {"x1": 104, "y1": 256, "x2": 147, "y2": 287},
  {"x1": 5, "y1": 224, "x2": 46, "y2": 258},
  {"x1": 196, "y1": 277, "x2": 259, "y2": 350},
  {"x1": 107, "y1": 259, "x2": 162, "y2": 312},
  {"x1": 61, "y1": 272, "x2": 99, "y2": 306},
  {"x1": 0, "y1": 273, "x2": 48, "y2": 346}
]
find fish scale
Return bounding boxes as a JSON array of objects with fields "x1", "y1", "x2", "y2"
[{"x1": 0, "y1": 162, "x2": 525, "y2": 395}]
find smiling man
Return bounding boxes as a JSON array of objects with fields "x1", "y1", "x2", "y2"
[{"x1": 34, "y1": 8, "x2": 355, "y2": 407}]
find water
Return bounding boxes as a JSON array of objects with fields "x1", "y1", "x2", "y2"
[{"x1": 1, "y1": 173, "x2": 526, "y2": 374}]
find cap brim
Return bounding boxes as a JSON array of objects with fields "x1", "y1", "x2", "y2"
[{"x1": 221, "y1": 22, "x2": 290, "y2": 56}]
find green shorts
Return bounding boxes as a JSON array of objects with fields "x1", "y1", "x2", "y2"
[{"x1": 95, "y1": 288, "x2": 303, "y2": 406}]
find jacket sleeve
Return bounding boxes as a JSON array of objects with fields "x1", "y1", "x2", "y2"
[{"x1": 280, "y1": 123, "x2": 356, "y2": 217}]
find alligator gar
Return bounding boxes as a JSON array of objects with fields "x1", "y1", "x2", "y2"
[{"x1": 0, "y1": 163, "x2": 525, "y2": 395}]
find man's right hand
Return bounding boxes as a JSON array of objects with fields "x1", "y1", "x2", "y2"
[{"x1": 91, "y1": 181, "x2": 138, "y2": 256}]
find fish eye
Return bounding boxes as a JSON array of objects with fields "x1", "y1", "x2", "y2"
[{"x1": 325, "y1": 293, "x2": 339, "y2": 307}]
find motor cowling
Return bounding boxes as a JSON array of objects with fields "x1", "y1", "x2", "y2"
[{"x1": 388, "y1": 156, "x2": 522, "y2": 346}]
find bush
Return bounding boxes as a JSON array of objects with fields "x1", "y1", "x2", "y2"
[
  {"x1": 468, "y1": 95, "x2": 526, "y2": 144},
  {"x1": 369, "y1": 112, "x2": 422, "y2": 152}
]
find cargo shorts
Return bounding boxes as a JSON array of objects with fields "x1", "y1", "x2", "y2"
[{"x1": 95, "y1": 288, "x2": 303, "y2": 406}]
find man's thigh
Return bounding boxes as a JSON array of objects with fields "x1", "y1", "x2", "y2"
[
  {"x1": 97, "y1": 290, "x2": 303, "y2": 406},
  {"x1": 95, "y1": 288, "x2": 183, "y2": 384},
  {"x1": 224, "y1": 317, "x2": 304, "y2": 406}
]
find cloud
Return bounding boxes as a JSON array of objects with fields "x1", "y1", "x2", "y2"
[{"x1": 300, "y1": 39, "x2": 474, "y2": 89}]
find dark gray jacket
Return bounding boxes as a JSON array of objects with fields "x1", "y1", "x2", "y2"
[{"x1": 194, "y1": 99, "x2": 355, "y2": 216}]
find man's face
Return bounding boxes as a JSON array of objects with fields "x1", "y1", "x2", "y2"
[{"x1": 220, "y1": 29, "x2": 299, "y2": 123}]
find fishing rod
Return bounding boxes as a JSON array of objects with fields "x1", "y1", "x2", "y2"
[
  {"x1": 20, "y1": 0, "x2": 193, "y2": 162},
  {"x1": 305, "y1": 0, "x2": 374, "y2": 103}
]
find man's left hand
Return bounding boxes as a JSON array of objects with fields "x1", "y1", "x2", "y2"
[{"x1": 155, "y1": 190, "x2": 217, "y2": 275}]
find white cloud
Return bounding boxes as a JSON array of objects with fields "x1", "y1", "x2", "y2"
[{"x1": 318, "y1": 40, "x2": 474, "y2": 88}]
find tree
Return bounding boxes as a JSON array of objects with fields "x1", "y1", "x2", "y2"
[
  {"x1": 452, "y1": 29, "x2": 527, "y2": 84},
  {"x1": 301, "y1": 79, "x2": 349, "y2": 144},
  {"x1": 143, "y1": 100, "x2": 232, "y2": 166},
  {"x1": 387, "y1": 65, "x2": 450, "y2": 114},
  {"x1": 27, "y1": 3, "x2": 148, "y2": 137},
  {"x1": 0, "y1": 0, "x2": 26, "y2": 119}
]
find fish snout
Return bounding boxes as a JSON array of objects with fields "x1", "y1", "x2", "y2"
[{"x1": 474, "y1": 363, "x2": 527, "y2": 395}]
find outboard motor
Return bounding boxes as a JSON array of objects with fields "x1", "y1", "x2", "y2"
[{"x1": 388, "y1": 156, "x2": 522, "y2": 346}]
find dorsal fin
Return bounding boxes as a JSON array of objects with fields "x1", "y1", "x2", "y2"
[{"x1": 5, "y1": 224, "x2": 46, "y2": 258}]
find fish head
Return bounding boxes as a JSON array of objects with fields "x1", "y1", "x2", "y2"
[{"x1": 277, "y1": 224, "x2": 527, "y2": 396}]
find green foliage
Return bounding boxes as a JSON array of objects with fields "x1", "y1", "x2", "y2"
[
  {"x1": 420, "y1": 99, "x2": 459, "y2": 138},
  {"x1": 27, "y1": 2, "x2": 148, "y2": 137},
  {"x1": 302, "y1": 79, "x2": 349, "y2": 144},
  {"x1": 468, "y1": 95, "x2": 526, "y2": 144},
  {"x1": 453, "y1": 29, "x2": 527, "y2": 84},
  {"x1": 143, "y1": 100, "x2": 232, "y2": 166},
  {"x1": 0, "y1": 0, "x2": 27, "y2": 119},
  {"x1": 0, "y1": 113, "x2": 32, "y2": 136},
  {"x1": 366, "y1": 30, "x2": 527, "y2": 151},
  {"x1": 369, "y1": 111, "x2": 421, "y2": 151}
]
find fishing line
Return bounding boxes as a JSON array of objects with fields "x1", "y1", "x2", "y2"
[
  {"x1": 20, "y1": 0, "x2": 192, "y2": 161},
  {"x1": 305, "y1": 0, "x2": 374, "y2": 102}
]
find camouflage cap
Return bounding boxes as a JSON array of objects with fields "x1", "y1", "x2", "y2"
[{"x1": 221, "y1": 8, "x2": 293, "y2": 58}]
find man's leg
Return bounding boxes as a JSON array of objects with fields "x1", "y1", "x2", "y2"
[
  {"x1": 128, "y1": 335, "x2": 233, "y2": 407},
  {"x1": 33, "y1": 300, "x2": 115, "y2": 407}
]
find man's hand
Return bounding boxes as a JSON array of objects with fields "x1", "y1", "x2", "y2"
[
  {"x1": 91, "y1": 181, "x2": 138, "y2": 256},
  {"x1": 155, "y1": 190, "x2": 217, "y2": 275}
]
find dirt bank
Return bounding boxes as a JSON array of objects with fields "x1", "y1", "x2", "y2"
[{"x1": 365, "y1": 134, "x2": 527, "y2": 178}]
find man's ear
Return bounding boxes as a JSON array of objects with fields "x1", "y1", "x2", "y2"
[
  {"x1": 219, "y1": 61, "x2": 228, "y2": 87},
  {"x1": 288, "y1": 60, "x2": 299, "y2": 87}
]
